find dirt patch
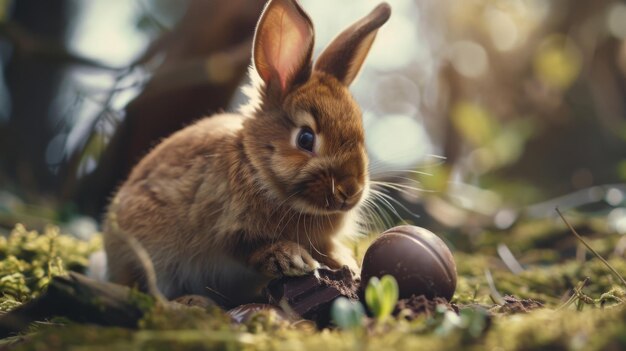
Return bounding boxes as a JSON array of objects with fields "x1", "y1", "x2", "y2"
[
  {"x1": 395, "y1": 295, "x2": 459, "y2": 320},
  {"x1": 491, "y1": 295, "x2": 544, "y2": 314}
]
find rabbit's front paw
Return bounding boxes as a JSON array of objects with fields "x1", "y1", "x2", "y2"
[{"x1": 251, "y1": 242, "x2": 320, "y2": 278}]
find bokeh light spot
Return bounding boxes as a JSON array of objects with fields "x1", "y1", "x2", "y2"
[
  {"x1": 372, "y1": 74, "x2": 420, "y2": 116},
  {"x1": 533, "y1": 34, "x2": 582, "y2": 90},
  {"x1": 367, "y1": 114, "x2": 432, "y2": 168},
  {"x1": 494, "y1": 209, "x2": 518, "y2": 229},
  {"x1": 69, "y1": 1, "x2": 147, "y2": 66},
  {"x1": 451, "y1": 101, "x2": 497, "y2": 146},
  {"x1": 607, "y1": 3, "x2": 626, "y2": 39},
  {"x1": 0, "y1": 0, "x2": 9, "y2": 22},
  {"x1": 606, "y1": 188, "x2": 624, "y2": 206},
  {"x1": 449, "y1": 41, "x2": 488, "y2": 78},
  {"x1": 368, "y1": 15, "x2": 420, "y2": 71},
  {"x1": 608, "y1": 208, "x2": 626, "y2": 234},
  {"x1": 485, "y1": 8, "x2": 519, "y2": 51}
]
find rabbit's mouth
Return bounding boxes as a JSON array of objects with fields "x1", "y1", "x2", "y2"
[
  {"x1": 288, "y1": 176, "x2": 365, "y2": 214},
  {"x1": 327, "y1": 183, "x2": 364, "y2": 212},
  {"x1": 291, "y1": 196, "x2": 360, "y2": 215}
]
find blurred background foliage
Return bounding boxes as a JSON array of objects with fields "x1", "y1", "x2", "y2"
[{"x1": 0, "y1": 0, "x2": 625, "y2": 242}]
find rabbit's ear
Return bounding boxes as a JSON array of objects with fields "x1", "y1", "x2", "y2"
[
  {"x1": 314, "y1": 3, "x2": 390, "y2": 86},
  {"x1": 253, "y1": 0, "x2": 314, "y2": 99}
]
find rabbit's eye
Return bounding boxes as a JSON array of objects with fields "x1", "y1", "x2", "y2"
[{"x1": 297, "y1": 127, "x2": 315, "y2": 152}]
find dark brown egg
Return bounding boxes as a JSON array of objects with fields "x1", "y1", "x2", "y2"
[{"x1": 360, "y1": 225, "x2": 457, "y2": 300}]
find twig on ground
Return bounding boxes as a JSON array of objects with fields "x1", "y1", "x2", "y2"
[
  {"x1": 556, "y1": 277, "x2": 589, "y2": 311},
  {"x1": 556, "y1": 207, "x2": 626, "y2": 289},
  {"x1": 497, "y1": 243, "x2": 524, "y2": 275},
  {"x1": 484, "y1": 269, "x2": 505, "y2": 305}
]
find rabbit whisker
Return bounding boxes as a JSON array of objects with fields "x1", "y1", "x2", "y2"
[
  {"x1": 304, "y1": 208, "x2": 327, "y2": 258},
  {"x1": 360, "y1": 196, "x2": 392, "y2": 230},
  {"x1": 296, "y1": 211, "x2": 302, "y2": 258},
  {"x1": 269, "y1": 190, "x2": 302, "y2": 243},
  {"x1": 369, "y1": 188, "x2": 421, "y2": 221},
  {"x1": 370, "y1": 180, "x2": 432, "y2": 195}
]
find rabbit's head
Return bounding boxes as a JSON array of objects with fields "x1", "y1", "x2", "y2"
[{"x1": 241, "y1": 0, "x2": 390, "y2": 214}]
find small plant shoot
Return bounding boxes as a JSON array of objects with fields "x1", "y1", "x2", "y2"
[{"x1": 365, "y1": 274, "x2": 399, "y2": 321}]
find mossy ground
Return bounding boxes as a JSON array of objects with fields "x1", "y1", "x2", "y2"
[{"x1": 1, "y1": 215, "x2": 626, "y2": 351}]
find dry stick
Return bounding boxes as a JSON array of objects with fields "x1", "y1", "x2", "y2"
[
  {"x1": 555, "y1": 207, "x2": 626, "y2": 289},
  {"x1": 497, "y1": 243, "x2": 524, "y2": 275},
  {"x1": 484, "y1": 268, "x2": 505, "y2": 305},
  {"x1": 556, "y1": 277, "x2": 589, "y2": 311}
]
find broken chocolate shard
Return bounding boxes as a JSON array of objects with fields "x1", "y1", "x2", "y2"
[{"x1": 265, "y1": 266, "x2": 358, "y2": 327}]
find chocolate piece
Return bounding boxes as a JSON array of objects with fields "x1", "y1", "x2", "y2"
[
  {"x1": 265, "y1": 266, "x2": 358, "y2": 326},
  {"x1": 227, "y1": 303, "x2": 290, "y2": 323},
  {"x1": 360, "y1": 225, "x2": 457, "y2": 301}
]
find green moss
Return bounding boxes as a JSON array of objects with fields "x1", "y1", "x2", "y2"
[
  {"x1": 484, "y1": 305, "x2": 626, "y2": 351},
  {"x1": 0, "y1": 224, "x2": 101, "y2": 311},
  {"x1": 2, "y1": 218, "x2": 626, "y2": 350},
  {"x1": 128, "y1": 288, "x2": 156, "y2": 314}
]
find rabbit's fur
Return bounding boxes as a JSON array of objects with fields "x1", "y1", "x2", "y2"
[{"x1": 104, "y1": 0, "x2": 391, "y2": 306}]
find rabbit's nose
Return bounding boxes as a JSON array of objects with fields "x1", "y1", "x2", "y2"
[{"x1": 334, "y1": 178, "x2": 364, "y2": 210}]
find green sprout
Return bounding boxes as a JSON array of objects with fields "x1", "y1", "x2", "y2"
[{"x1": 365, "y1": 275, "x2": 399, "y2": 321}]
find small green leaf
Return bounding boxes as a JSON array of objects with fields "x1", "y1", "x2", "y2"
[
  {"x1": 365, "y1": 275, "x2": 399, "y2": 321},
  {"x1": 379, "y1": 275, "x2": 399, "y2": 318},
  {"x1": 365, "y1": 276, "x2": 381, "y2": 317}
]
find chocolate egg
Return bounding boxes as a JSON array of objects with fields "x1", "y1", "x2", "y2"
[{"x1": 360, "y1": 225, "x2": 457, "y2": 300}]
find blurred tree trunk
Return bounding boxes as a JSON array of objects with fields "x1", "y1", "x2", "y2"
[
  {"x1": 63, "y1": 0, "x2": 265, "y2": 217},
  {"x1": 0, "y1": 0, "x2": 73, "y2": 196},
  {"x1": 496, "y1": 1, "x2": 626, "y2": 195}
]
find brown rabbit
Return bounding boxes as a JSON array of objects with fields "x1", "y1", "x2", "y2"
[{"x1": 103, "y1": 0, "x2": 391, "y2": 306}]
